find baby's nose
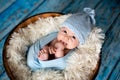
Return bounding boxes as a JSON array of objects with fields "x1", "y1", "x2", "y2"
[{"x1": 64, "y1": 35, "x2": 69, "y2": 40}]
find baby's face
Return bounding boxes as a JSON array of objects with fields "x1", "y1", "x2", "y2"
[{"x1": 57, "y1": 27, "x2": 79, "y2": 49}]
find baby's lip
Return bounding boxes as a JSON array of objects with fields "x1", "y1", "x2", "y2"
[{"x1": 60, "y1": 40, "x2": 67, "y2": 46}]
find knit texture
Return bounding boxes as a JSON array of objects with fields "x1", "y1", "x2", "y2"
[{"x1": 61, "y1": 8, "x2": 95, "y2": 44}]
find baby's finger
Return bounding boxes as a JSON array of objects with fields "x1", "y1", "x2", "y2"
[
  {"x1": 51, "y1": 47, "x2": 55, "y2": 53},
  {"x1": 40, "y1": 50, "x2": 43, "y2": 54},
  {"x1": 49, "y1": 47, "x2": 52, "y2": 54},
  {"x1": 45, "y1": 50, "x2": 48, "y2": 54},
  {"x1": 53, "y1": 46, "x2": 57, "y2": 52},
  {"x1": 38, "y1": 51, "x2": 42, "y2": 57},
  {"x1": 43, "y1": 49, "x2": 47, "y2": 53},
  {"x1": 50, "y1": 47, "x2": 56, "y2": 54},
  {"x1": 38, "y1": 51, "x2": 41, "y2": 55},
  {"x1": 40, "y1": 50, "x2": 44, "y2": 54}
]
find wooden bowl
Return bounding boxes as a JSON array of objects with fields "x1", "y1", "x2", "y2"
[{"x1": 3, "y1": 12, "x2": 99, "y2": 80}]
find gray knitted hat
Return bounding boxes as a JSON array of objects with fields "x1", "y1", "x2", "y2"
[{"x1": 61, "y1": 8, "x2": 96, "y2": 44}]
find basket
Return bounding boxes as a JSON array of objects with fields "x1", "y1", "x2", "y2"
[{"x1": 3, "y1": 12, "x2": 99, "y2": 80}]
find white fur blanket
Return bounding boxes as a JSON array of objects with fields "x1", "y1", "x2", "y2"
[{"x1": 6, "y1": 14, "x2": 104, "y2": 80}]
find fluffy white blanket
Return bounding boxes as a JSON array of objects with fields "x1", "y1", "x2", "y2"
[{"x1": 6, "y1": 14, "x2": 104, "y2": 80}]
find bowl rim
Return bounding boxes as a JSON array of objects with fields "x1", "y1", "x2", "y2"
[{"x1": 2, "y1": 12, "x2": 100, "y2": 80}]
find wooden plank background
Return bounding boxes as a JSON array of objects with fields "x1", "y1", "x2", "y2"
[{"x1": 0, "y1": 0, "x2": 120, "y2": 80}]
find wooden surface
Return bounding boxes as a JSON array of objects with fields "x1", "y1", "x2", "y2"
[{"x1": 0, "y1": 0, "x2": 120, "y2": 80}]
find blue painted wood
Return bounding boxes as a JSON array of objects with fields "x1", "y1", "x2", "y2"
[
  {"x1": 62, "y1": 0, "x2": 101, "y2": 13},
  {"x1": 95, "y1": 14, "x2": 120, "y2": 80},
  {"x1": 97, "y1": 44, "x2": 120, "y2": 80},
  {"x1": 28, "y1": 0, "x2": 73, "y2": 17},
  {"x1": 0, "y1": 0, "x2": 44, "y2": 79},
  {"x1": 109, "y1": 60, "x2": 120, "y2": 80},
  {"x1": 0, "y1": 0, "x2": 120, "y2": 80},
  {"x1": 95, "y1": 0, "x2": 120, "y2": 32},
  {"x1": 102, "y1": 14, "x2": 120, "y2": 62},
  {"x1": 0, "y1": 0, "x2": 15, "y2": 13},
  {"x1": 0, "y1": 71, "x2": 9, "y2": 80},
  {"x1": 0, "y1": 0, "x2": 44, "y2": 41},
  {"x1": 0, "y1": 36, "x2": 8, "y2": 79}
]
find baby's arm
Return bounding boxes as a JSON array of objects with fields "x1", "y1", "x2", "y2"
[
  {"x1": 54, "y1": 42, "x2": 65, "y2": 58},
  {"x1": 48, "y1": 39, "x2": 58, "y2": 54},
  {"x1": 55, "y1": 51, "x2": 64, "y2": 58}
]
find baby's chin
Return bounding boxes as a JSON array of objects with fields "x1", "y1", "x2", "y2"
[
  {"x1": 65, "y1": 46, "x2": 73, "y2": 49},
  {"x1": 65, "y1": 45, "x2": 77, "y2": 49}
]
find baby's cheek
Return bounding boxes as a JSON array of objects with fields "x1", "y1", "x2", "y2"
[
  {"x1": 66, "y1": 43, "x2": 74, "y2": 49},
  {"x1": 69, "y1": 42, "x2": 78, "y2": 49},
  {"x1": 72, "y1": 40, "x2": 79, "y2": 46},
  {"x1": 57, "y1": 35, "x2": 61, "y2": 40}
]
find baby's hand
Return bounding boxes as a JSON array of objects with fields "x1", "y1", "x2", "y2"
[
  {"x1": 48, "y1": 46, "x2": 56, "y2": 54},
  {"x1": 39, "y1": 49, "x2": 48, "y2": 55},
  {"x1": 38, "y1": 47, "x2": 49, "y2": 60},
  {"x1": 55, "y1": 42, "x2": 65, "y2": 51},
  {"x1": 38, "y1": 52, "x2": 48, "y2": 61},
  {"x1": 38, "y1": 46, "x2": 48, "y2": 55}
]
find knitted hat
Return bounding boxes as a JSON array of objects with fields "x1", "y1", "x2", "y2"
[{"x1": 61, "y1": 8, "x2": 96, "y2": 45}]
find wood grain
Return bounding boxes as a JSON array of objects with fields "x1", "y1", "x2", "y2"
[
  {"x1": 29, "y1": 0, "x2": 73, "y2": 17},
  {"x1": 96, "y1": 14, "x2": 120, "y2": 80},
  {"x1": 0, "y1": 0, "x2": 15, "y2": 13},
  {"x1": 0, "y1": 0, "x2": 44, "y2": 40},
  {"x1": 0, "y1": 0, "x2": 120, "y2": 80}
]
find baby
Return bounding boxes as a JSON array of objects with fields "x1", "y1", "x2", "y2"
[
  {"x1": 37, "y1": 26, "x2": 80, "y2": 61},
  {"x1": 27, "y1": 8, "x2": 96, "y2": 71}
]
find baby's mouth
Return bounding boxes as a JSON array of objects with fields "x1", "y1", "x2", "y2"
[{"x1": 60, "y1": 40, "x2": 67, "y2": 46}]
